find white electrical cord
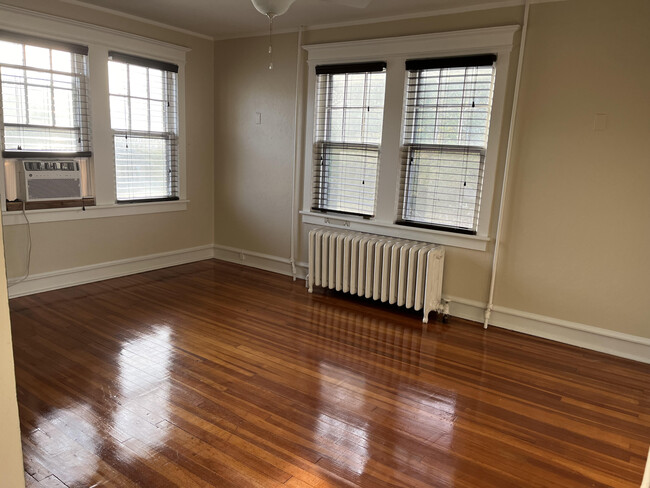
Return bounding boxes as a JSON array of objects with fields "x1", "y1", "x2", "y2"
[
  {"x1": 7, "y1": 201, "x2": 32, "y2": 288},
  {"x1": 483, "y1": 0, "x2": 531, "y2": 329}
]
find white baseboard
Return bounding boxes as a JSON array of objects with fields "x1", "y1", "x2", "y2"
[
  {"x1": 446, "y1": 295, "x2": 650, "y2": 364},
  {"x1": 7, "y1": 244, "x2": 215, "y2": 298},
  {"x1": 210, "y1": 248, "x2": 650, "y2": 364},
  {"x1": 8, "y1": 242, "x2": 650, "y2": 365},
  {"x1": 642, "y1": 447, "x2": 650, "y2": 488},
  {"x1": 213, "y1": 244, "x2": 308, "y2": 280},
  {"x1": 211, "y1": 248, "x2": 650, "y2": 364}
]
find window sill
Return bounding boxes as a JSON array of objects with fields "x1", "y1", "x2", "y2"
[
  {"x1": 300, "y1": 211, "x2": 489, "y2": 251},
  {"x1": 2, "y1": 199, "x2": 188, "y2": 226},
  {"x1": 6, "y1": 198, "x2": 96, "y2": 212}
]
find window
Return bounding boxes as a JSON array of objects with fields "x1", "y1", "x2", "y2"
[
  {"x1": 398, "y1": 55, "x2": 496, "y2": 235},
  {"x1": 312, "y1": 62, "x2": 386, "y2": 217},
  {"x1": 302, "y1": 28, "x2": 517, "y2": 250},
  {"x1": 0, "y1": 12, "x2": 187, "y2": 224},
  {"x1": 108, "y1": 52, "x2": 179, "y2": 203},
  {"x1": 0, "y1": 31, "x2": 90, "y2": 157}
]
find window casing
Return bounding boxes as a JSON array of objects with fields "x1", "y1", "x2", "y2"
[
  {"x1": 398, "y1": 55, "x2": 496, "y2": 235},
  {"x1": 0, "y1": 31, "x2": 91, "y2": 157},
  {"x1": 0, "y1": 8, "x2": 188, "y2": 223},
  {"x1": 302, "y1": 27, "x2": 517, "y2": 251},
  {"x1": 312, "y1": 62, "x2": 386, "y2": 217},
  {"x1": 108, "y1": 52, "x2": 179, "y2": 203}
]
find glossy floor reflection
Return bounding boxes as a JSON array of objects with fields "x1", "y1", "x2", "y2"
[{"x1": 10, "y1": 260, "x2": 650, "y2": 487}]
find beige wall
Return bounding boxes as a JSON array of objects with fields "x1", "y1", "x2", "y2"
[
  {"x1": 496, "y1": 0, "x2": 650, "y2": 338},
  {"x1": 2, "y1": 0, "x2": 215, "y2": 278},
  {"x1": 214, "y1": 0, "x2": 650, "y2": 339},
  {"x1": 0, "y1": 1, "x2": 646, "y2": 479},
  {"x1": 0, "y1": 220, "x2": 26, "y2": 488},
  {"x1": 214, "y1": 33, "x2": 298, "y2": 258}
]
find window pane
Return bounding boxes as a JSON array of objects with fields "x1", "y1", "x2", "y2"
[
  {"x1": 149, "y1": 68, "x2": 164, "y2": 100},
  {"x1": 129, "y1": 65, "x2": 148, "y2": 99},
  {"x1": 53, "y1": 88, "x2": 73, "y2": 127},
  {"x1": 110, "y1": 95, "x2": 129, "y2": 130},
  {"x1": 53, "y1": 73, "x2": 74, "y2": 90},
  {"x1": 5, "y1": 126, "x2": 79, "y2": 151},
  {"x1": 26, "y1": 69, "x2": 51, "y2": 87},
  {"x1": 130, "y1": 97, "x2": 149, "y2": 131},
  {"x1": 0, "y1": 41, "x2": 23, "y2": 65},
  {"x1": 114, "y1": 135, "x2": 170, "y2": 201},
  {"x1": 108, "y1": 61, "x2": 128, "y2": 95},
  {"x1": 314, "y1": 143, "x2": 378, "y2": 216},
  {"x1": 1, "y1": 66, "x2": 23, "y2": 83},
  {"x1": 342, "y1": 108, "x2": 364, "y2": 141},
  {"x1": 149, "y1": 100, "x2": 165, "y2": 132},
  {"x1": 330, "y1": 76, "x2": 345, "y2": 107},
  {"x1": 27, "y1": 85, "x2": 52, "y2": 125},
  {"x1": 328, "y1": 108, "x2": 344, "y2": 142},
  {"x1": 1, "y1": 81, "x2": 26, "y2": 124},
  {"x1": 402, "y1": 147, "x2": 483, "y2": 230},
  {"x1": 51, "y1": 50, "x2": 72, "y2": 73},
  {"x1": 409, "y1": 66, "x2": 494, "y2": 147},
  {"x1": 25, "y1": 45, "x2": 50, "y2": 70}
]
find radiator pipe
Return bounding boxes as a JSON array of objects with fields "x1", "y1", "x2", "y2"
[
  {"x1": 484, "y1": 0, "x2": 531, "y2": 329},
  {"x1": 290, "y1": 26, "x2": 305, "y2": 281}
]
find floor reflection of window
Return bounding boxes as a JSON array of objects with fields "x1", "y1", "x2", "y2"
[
  {"x1": 114, "y1": 326, "x2": 172, "y2": 454},
  {"x1": 317, "y1": 362, "x2": 370, "y2": 476},
  {"x1": 30, "y1": 326, "x2": 173, "y2": 485},
  {"x1": 308, "y1": 302, "x2": 459, "y2": 482}
]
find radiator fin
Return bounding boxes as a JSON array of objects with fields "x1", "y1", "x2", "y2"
[{"x1": 308, "y1": 228, "x2": 445, "y2": 323}]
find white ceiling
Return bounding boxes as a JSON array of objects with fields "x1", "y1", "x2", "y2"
[{"x1": 59, "y1": 0, "x2": 524, "y2": 40}]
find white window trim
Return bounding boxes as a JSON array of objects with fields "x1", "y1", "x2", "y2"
[
  {"x1": 2, "y1": 199, "x2": 188, "y2": 226},
  {"x1": 0, "y1": 4, "x2": 189, "y2": 217},
  {"x1": 301, "y1": 26, "x2": 519, "y2": 251}
]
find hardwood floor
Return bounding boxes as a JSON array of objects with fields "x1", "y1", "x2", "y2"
[{"x1": 9, "y1": 259, "x2": 650, "y2": 487}]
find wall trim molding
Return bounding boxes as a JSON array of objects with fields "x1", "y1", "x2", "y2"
[
  {"x1": 445, "y1": 295, "x2": 650, "y2": 365},
  {"x1": 213, "y1": 244, "x2": 308, "y2": 280},
  {"x1": 7, "y1": 244, "x2": 214, "y2": 298}
]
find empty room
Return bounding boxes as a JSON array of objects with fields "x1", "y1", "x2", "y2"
[{"x1": 0, "y1": 0, "x2": 649, "y2": 486}]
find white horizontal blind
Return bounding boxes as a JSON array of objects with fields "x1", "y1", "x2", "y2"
[
  {"x1": 0, "y1": 31, "x2": 91, "y2": 157},
  {"x1": 399, "y1": 55, "x2": 496, "y2": 234},
  {"x1": 108, "y1": 52, "x2": 178, "y2": 203},
  {"x1": 313, "y1": 62, "x2": 386, "y2": 217}
]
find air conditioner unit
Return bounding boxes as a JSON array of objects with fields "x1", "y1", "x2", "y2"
[{"x1": 19, "y1": 160, "x2": 82, "y2": 201}]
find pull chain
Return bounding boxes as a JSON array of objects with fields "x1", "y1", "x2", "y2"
[{"x1": 268, "y1": 14, "x2": 274, "y2": 70}]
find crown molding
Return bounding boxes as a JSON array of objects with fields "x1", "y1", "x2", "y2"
[
  {"x1": 303, "y1": 25, "x2": 520, "y2": 63},
  {"x1": 0, "y1": 2, "x2": 196, "y2": 52},
  {"x1": 214, "y1": 0, "x2": 566, "y2": 41}
]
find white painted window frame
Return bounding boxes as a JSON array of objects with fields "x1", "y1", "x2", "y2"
[
  {"x1": 0, "y1": 4, "x2": 189, "y2": 226},
  {"x1": 301, "y1": 26, "x2": 519, "y2": 251}
]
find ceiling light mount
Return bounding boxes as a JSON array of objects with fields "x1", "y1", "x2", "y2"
[
  {"x1": 250, "y1": 0, "x2": 372, "y2": 70},
  {"x1": 251, "y1": 0, "x2": 297, "y2": 70},
  {"x1": 251, "y1": 0, "x2": 297, "y2": 18}
]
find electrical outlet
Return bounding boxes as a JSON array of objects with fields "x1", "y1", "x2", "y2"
[{"x1": 594, "y1": 113, "x2": 608, "y2": 131}]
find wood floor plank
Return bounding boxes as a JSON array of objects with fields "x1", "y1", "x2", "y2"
[{"x1": 9, "y1": 259, "x2": 650, "y2": 487}]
